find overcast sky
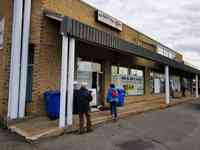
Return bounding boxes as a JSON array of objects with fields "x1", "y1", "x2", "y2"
[{"x1": 83, "y1": 0, "x2": 200, "y2": 69}]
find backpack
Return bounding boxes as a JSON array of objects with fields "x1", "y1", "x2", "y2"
[{"x1": 112, "y1": 89, "x2": 118, "y2": 97}]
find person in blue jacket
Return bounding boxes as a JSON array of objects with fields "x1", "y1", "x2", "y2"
[{"x1": 107, "y1": 83, "x2": 119, "y2": 121}]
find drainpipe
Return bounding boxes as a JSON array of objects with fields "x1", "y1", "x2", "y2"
[
  {"x1": 19, "y1": 0, "x2": 32, "y2": 118},
  {"x1": 8, "y1": 0, "x2": 24, "y2": 119}
]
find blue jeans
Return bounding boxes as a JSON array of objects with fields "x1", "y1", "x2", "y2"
[{"x1": 110, "y1": 101, "x2": 117, "y2": 119}]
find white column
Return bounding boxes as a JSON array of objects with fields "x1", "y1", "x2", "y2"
[
  {"x1": 196, "y1": 75, "x2": 199, "y2": 98},
  {"x1": 67, "y1": 38, "x2": 75, "y2": 126},
  {"x1": 19, "y1": 0, "x2": 32, "y2": 118},
  {"x1": 8, "y1": 0, "x2": 24, "y2": 119},
  {"x1": 165, "y1": 65, "x2": 170, "y2": 105},
  {"x1": 59, "y1": 35, "x2": 69, "y2": 128}
]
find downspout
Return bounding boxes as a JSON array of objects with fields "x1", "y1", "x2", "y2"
[
  {"x1": 19, "y1": 0, "x2": 32, "y2": 118},
  {"x1": 8, "y1": 0, "x2": 24, "y2": 119}
]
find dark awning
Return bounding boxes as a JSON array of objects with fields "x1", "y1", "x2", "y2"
[{"x1": 44, "y1": 10, "x2": 200, "y2": 76}]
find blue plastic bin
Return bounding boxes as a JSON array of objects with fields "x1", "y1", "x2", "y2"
[
  {"x1": 117, "y1": 89, "x2": 126, "y2": 107},
  {"x1": 44, "y1": 90, "x2": 60, "y2": 120}
]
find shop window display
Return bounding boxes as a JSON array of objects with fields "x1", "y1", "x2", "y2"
[
  {"x1": 150, "y1": 72, "x2": 165, "y2": 94},
  {"x1": 111, "y1": 66, "x2": 144, "y2": 96},
  {"x1": 171, "y1": 76, "x2": 181, "y2": 92}
]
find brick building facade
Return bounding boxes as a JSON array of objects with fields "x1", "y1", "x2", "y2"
[{"x1": 0, "y1": 0, "x2": 199, "y2": 125}]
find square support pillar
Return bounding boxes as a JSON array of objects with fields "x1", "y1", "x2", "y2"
[
  {"x1": 19, "y1": 0, "x2": 32, "y2": 118},
  {"x1": 103, "y1": 60, "x2": 111, "y2": 106},
  {"x1": 8, "y1": 0, "x2": 24, "y2": 119},
  {"x1": 67, "y1": 38, "x2": 75, "y2": 126},
  {"x1": 165, "y1": 65, "x2": 170, "y2": 105},
  {"x1": 144, "y1": 67, "x2": 151, "y2": 96},
  {"x1": 196, "y1": 75, "x2": 199, "y2": 98},
  {"x1": 59, "y1": 35, "x2": 69, "y2": 128}
]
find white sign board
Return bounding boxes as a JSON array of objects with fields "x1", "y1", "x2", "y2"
[
  {"x1": 97, "y1": 10, "x2": 123, "y2": 31},
  {"x1": 0, "y1": 17, "x2": 5, "y2": 49}
]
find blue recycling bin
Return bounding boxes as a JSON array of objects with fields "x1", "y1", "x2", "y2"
[
  {"x1": 117, "y1": 89, "x2": 126, "y2": 107},
  {"x1": 44, "y1": 90, "x2": 60, "y2": 120}
]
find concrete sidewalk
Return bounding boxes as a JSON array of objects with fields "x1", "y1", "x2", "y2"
[{"x1": 1, "y1": 99, "x2": 200, "y2": 150}]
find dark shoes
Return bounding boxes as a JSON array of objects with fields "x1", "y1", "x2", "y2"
[
  {"x1": 78, "y1": 128, "x2": 93, "y2": 134},
  {"x1": 79, "y1": 130, "x2": 85, "y2": 135},
  {"x1": 86, "y1": 128, "x2": 93, "y2": 133}
]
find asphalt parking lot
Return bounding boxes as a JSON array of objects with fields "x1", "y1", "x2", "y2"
[{"x1": 1, "y1": 99, "x2": 200, "y2": 150}]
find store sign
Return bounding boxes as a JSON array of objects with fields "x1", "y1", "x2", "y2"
[
  {"x1": 0, "y1": 17, "x2": 4, "y2": 49},
  {"x1": 97, "y1": 10, "x2": 123, "y2": 31}
]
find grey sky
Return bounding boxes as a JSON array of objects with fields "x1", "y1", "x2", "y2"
[{"x1": 83, "y1": 0, "x2": 200, "y2": 68}]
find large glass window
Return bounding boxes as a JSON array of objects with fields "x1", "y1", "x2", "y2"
[
  {"x1": 0, "y1": 17, "x2": 5, "y2": 49},
  {"x1": 150, "y1": 72, "x2": 165, "y2": 94},
  {"x1": 119, "y1": 67, "x2": 128, "y2": 75},
  {"x1": 171, "y1": 76, "x2": 181, "y2": 92},
  {"x1": 182, "y1": 77, "x2": 192, "y2": 91},
  {"x1": 78, "y1": 60, "x2": 101, "y2": 73},
  {"x1": 77, "y1": 59, "x2": 102, "y2": 89},
  {"x1": 112, "y1": 66, "x2": 144, "y2": 96},
  {"x1": 128, "y1": 69, "x2": 144, "y2": 95}
]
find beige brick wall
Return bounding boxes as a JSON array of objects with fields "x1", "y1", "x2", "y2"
[
  {"x1": 0, "y1": 0, "x2": 13, "y2": 120},
  {"x1": 42, "y1": 0, "x2": 159, "y2": 51}
]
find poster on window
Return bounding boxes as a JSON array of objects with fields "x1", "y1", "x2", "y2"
[
  {"x1": 0, "y1": 17, "x2": 5, "y2": 49},
  {"x1": 127, "y1": 75, "x2": 144, "y2": 95},
  {"x1": 112, "y1": 74, "x2": 144, "y2": 96}
]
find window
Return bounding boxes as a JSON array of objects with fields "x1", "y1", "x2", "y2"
[
  {"x1": 119, "y1": 67, "x2": 128, "y2": 75},
  {"x1": 112, "y1": 66, "x2": 118, "y2": 75},
  {"x1": 171, "y1": 76, "x2": 181, "y2": 92},
  {"x1": 150, "y1": 72, "x2": 165, "y2": 94},
  {"x1": 0, "y1": 17, "x2": 5, "y2": 49},
  {"x1": 111, "y1": 66, "x2": 144, "y2": 96},
  {"x1": 78, "y1": 60, "x2": 101, "y2": 73},
  {"x1": 128, "y1": 69, "x2": 144, "y2": 95},
  {"x1": 77, "y1": 59, "x2": 102, "y2": 89}
]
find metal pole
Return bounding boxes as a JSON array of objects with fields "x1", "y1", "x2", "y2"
[
  {"x1": 67, "y1": 38, "x2": 75, "y2": 126},
  {"x1": 59, "y1": 35, "x2": 69, "y2": 128},
  {"x1": 165, "y1": 65, "x2": 170, "y2": 105}
]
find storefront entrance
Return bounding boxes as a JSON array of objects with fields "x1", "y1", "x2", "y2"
[{"x1": 76, "y1": 58, "x2": 103, "y2": 106}]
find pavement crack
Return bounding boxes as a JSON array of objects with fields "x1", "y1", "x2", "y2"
[{"x1": 148, "y1": 138, "x2": 174, "y2": 150}]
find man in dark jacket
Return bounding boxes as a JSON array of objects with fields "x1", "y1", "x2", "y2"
[{"x1": 77, "y1": 82, "x2": 93, "y2": 134}]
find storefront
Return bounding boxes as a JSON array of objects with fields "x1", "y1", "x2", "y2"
[{"x1": 1, "y1": 0, "x2": 200, "y2": 129}]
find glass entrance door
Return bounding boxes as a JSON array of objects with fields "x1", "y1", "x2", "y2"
[{"x1": 77, "y1": 59, "x2": 103, "y2": 106}]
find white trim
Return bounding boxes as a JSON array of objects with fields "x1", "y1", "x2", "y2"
[
  {"x1": 59, "y1": 36, "x2": 69, "y2": 128},
  {"x1": 45, "y1": 14, "x2": 63, "y2": 22},
  {"x1": 19, "y1": 0, "x2": 32, "y2": 118},
  {"x1": 67, "y1": 38, "x2": 75, "y2": 126},
  {"x1": 8, "y1": 0, "x2": 24, "y2": 119},
  {"x1": 165, "y1": 65, "x2": 170, "y2": 105}
]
